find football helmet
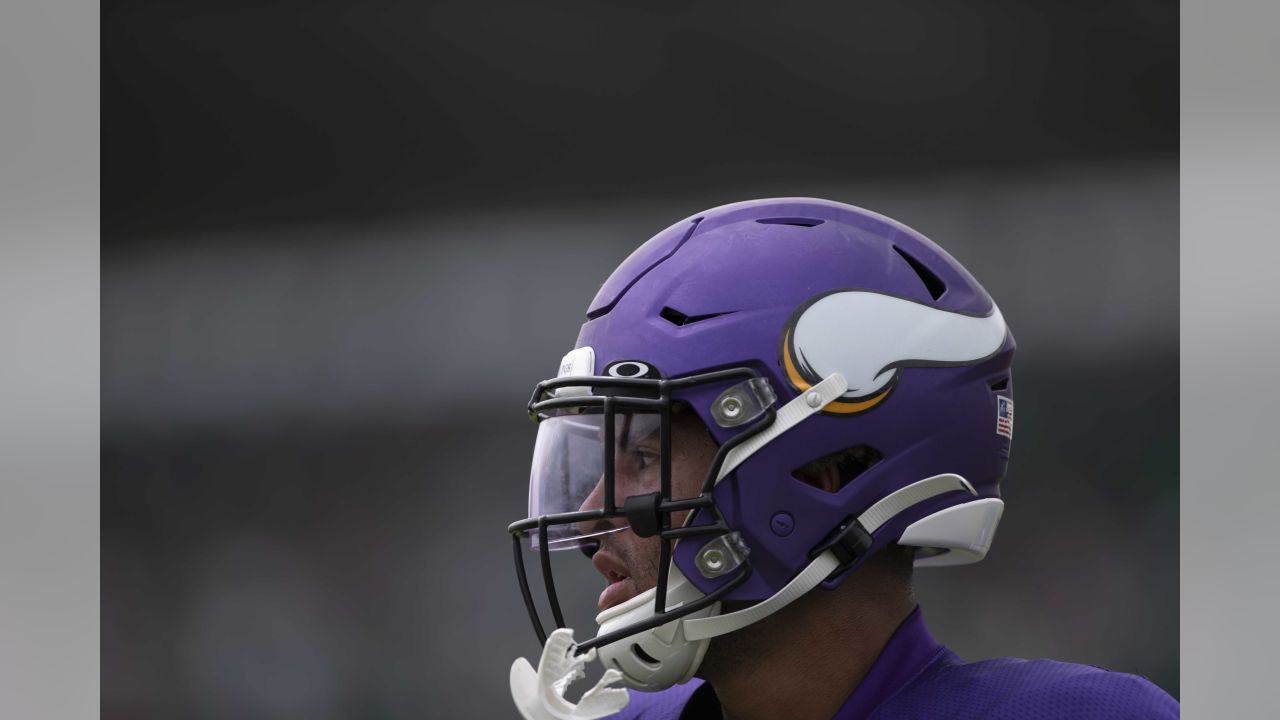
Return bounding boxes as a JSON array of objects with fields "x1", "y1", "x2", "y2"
[{"x1": 508, "y1": 198, "x2": 1015, "y2": 698}]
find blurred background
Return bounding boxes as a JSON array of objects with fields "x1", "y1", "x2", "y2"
[{"x1": 103, "y1": 2, "x2": 1177, "y2": 717}]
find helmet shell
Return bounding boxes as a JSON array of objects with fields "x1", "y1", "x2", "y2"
[{"x1": 576, "y1": 198, "x2": 1015, "y2": 601}]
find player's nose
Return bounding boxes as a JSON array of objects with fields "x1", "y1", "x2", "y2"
[
  {"x1": 574, "y1": 475, "x2": 625, "y2": 540},
  {"x1": 577, "y1": 474, "x2": 607, "y2": 514}
]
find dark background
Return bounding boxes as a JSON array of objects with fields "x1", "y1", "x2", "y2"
[{"x1": 103, "y1": 2, "x2": 1178, "y2": 717}]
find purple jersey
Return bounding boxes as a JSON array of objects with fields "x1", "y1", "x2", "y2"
[{"x1": 609, "y1": 608, "x2": 1177, "y2": 720}]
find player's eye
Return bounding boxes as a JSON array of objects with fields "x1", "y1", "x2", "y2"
[{"x1": 632, "y1": 448, "x2": 659, "y2": 470}]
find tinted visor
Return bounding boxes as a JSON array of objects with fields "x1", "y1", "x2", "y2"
[{"x1": 528, "y1": 409, "x2": 670, "y2": 551}]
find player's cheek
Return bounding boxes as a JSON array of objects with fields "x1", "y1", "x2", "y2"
[
  {"x1": 630, "y1": 534, "x2": 663, "y2": 589},
  {"x1": 668, "y1": 452, "x2": 702, "y2": 501}
]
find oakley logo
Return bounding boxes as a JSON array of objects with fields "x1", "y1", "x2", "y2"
[
  {"x1": 603, "y1": 360, "x2": 661, "y2": 380},
  {"x1": 781, "y1": 290, "x2": 1008, "y2": 414},
  {"x1": 606, "y1": 361, "x2": 651, "y2": 378}
]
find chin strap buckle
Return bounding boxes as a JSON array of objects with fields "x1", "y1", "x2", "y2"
[{"x1": 809, "y1": 516, "x2": 873, "y2": 577}]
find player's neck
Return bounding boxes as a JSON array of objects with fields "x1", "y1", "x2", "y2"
[{"x1": 697, "y1": 580, "x2": 915, "y2": 720}]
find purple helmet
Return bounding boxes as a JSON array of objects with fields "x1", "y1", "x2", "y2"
[{"x1": 509, "y1": 197, "x2": 1015, "y2": 691}]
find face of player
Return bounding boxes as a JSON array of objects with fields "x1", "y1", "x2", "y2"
[{"x1": 574, "y1": 408, "x2": 719, "y2": 612}]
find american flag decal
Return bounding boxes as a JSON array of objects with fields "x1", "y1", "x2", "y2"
[{"x1": 996, "y1": 396, "x2": 1014, "y2": 439}]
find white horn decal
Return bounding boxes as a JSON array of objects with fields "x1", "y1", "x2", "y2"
[{"x1": 782, "y1": 291, "x2": 1007, "y2": 414}]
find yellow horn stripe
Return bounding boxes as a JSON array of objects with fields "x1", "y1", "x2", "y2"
[
  {"x1": 820, "y1": 389, "x2": 891, "y2": 414},
  {"x1": 782, "y1": 329, "x2": 812, "y2": 392},
  {"x1": 782, "y1": 329, "x2": 892, "y2": 414}
]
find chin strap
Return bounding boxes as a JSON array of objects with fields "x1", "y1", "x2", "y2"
[
  {"x1": 683, "y1": 473, "x2": 974, "y2": 641},
  {"x1": 510, "y1": 628, "x2": 629, "y2": 720}
]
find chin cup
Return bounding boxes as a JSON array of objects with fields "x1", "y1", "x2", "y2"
[{"x1": 592, "y1": 564, "x2": 722, "y2": 691}]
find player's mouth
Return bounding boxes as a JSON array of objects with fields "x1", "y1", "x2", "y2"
[{"x1": 591, "y1": 551, "x2": 635, "y2": 611}]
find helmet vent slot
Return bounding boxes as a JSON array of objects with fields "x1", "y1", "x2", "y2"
[
  {"x1": 792, "y1": 444, "x2": 884, "y2": 493},
  {"x1": 630, "y1": 644, "x2": 661, "y2": 667},
  {"x1": 756, "y1": 217, "x2": 824, "y2": 227},
  {"x1": 660, "y1": 306, "x2": 734, "y2": 327},
  {"x1": 893, "y1": 245, "x2": 947, "y2": 301},
  {"x1": 989, "y1": 376, "x2": 1009, "y2": 391}
]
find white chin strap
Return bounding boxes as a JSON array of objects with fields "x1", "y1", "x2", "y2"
[
  {"x1": 510, "y1": 373, "x2": 987, "y2": 718},
  {"x1": 592, "y1": 471, "x2": 976, "y2": 693},
  {"x1": 685, "y1": 472, "x2": 977, "y2": 639}
]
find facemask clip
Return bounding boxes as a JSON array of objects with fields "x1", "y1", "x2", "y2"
[
  {"x1": 622, "y1": 492, "x2": 663, "y2": 538},
  {"x1": 695, "y1": 532, "x2": 749, "y2": 579},
  {"x1": 710, "y1": 377, "x2": 776, "y2": 428}
]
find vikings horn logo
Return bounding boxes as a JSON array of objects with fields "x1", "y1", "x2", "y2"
[{"x1": 781, "y1": 290, "x2": 1008, "y2": 414}]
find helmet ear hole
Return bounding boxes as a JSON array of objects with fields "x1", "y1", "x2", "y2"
[{"x1": 792, "y1": 444, "x2": 884, "y2": 493}]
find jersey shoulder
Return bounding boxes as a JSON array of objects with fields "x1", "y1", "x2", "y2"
[
  {"x1": 873, "y1": 655, "x2": 1178, "y2": 720},
  {"x1": 607, "y1": 679, "x2": 705, "y2": 720}
]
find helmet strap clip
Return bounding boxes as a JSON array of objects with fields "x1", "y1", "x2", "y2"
[{"x1": 808, "y1": 516, "x2": 873, "y2": 578}]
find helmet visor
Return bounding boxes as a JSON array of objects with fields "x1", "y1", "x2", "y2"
[{"x1": 528, "y1": 409, "x2": 667, "y2": 551}]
